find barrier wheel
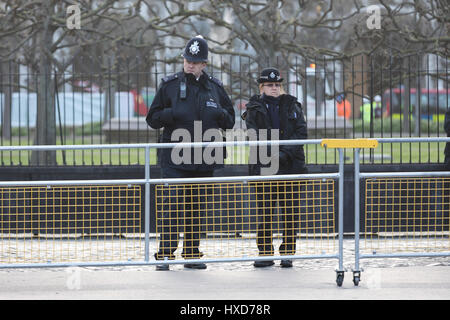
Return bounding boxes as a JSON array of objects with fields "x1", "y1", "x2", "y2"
[
  {"x1": 353, "y1": 272, "x2": 361, "y2": 286},
  {"x1": 336, "y1": 271, "x2": 344, "y2": 287}
]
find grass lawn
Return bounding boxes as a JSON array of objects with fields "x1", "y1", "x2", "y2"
[
  {"x1": 1, "y1": 139, "x2": 446, "y2": 166},
  {"x1": 304, "y1": 141, "x2": 446, "y2": 164}
]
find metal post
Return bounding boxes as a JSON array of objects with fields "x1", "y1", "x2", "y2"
[
  {"x1": 335, "y1": 148, "x2": 345, "y2": 286},
  {"x1": 144, "y1": 146, "x2": 150, "y2": 262},
  {"x1": 338, "y1": 148, "x2": 344, "y2": 269},
  {"x1": 353, "y1": 148, "x2": 361, "y2": 285}
]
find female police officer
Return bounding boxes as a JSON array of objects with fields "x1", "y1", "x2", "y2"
[
  {"x1": 146, "y1": 36, "x2": 235, "y2": 270},
  {"x1": 242, "y1": 68, "x2": 307, "y2": 268}
]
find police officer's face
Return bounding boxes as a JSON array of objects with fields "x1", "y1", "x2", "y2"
[
  {"x1": 183, "y1": 59, "x2": 207, "y2": 78},
  {"x1": 261, "y1": 82, "x2": 282, "y2": 97}
]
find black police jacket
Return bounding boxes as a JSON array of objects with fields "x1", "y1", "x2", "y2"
[
  {"x1": 242, "y1": 94, "x2": 307, "y2": 175},
  {"x1": 146, "y1": 71, "x2": 235, "y2": 171}
]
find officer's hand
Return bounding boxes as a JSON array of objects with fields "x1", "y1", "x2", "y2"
[
  {"x1": 272, "y1": 151, "x2": 290, "y2": 168},
  {"x1": 279, "y1": 151, "x2": 290, "y2": 167},
  {"x1": 204, "y1": 105, "x2": 225, "y2": 121},
  {"x1": 160, "y1": 108, "x2": 175, "y2": 126}
]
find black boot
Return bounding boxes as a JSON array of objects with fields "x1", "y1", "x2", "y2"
[
  {"x1": 253, "y1": 260, "x2": 275, "y2": 268},
  {"x1": 184, "y1": 262, "x2": 207, "y2": 269},
  {"x1": 280, "y1": 260, "x2": 293, "y2": 268},
  {"x1": 156, "y1": 264, "x2": 170, "y2": 271}
]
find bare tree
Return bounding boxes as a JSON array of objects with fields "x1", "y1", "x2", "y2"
[
  {"x1": 0, "y1": 0, "x2": 157, "y2": 164},
  {"x1": 1, "y1": 0, "x2": 448, "y2": 162},
  {"x1": 132, "y1": 0, "x2": 447, "y2": 103}
]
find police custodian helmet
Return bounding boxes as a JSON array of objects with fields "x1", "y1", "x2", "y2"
[
  {"x1": 182, "y1": 35, "x2": 208, "y2": 63},
  {"x1": 257, "y1": 67, "x2": 283, "y2": 83}
]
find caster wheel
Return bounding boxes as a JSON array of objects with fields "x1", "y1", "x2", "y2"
[
  {"x1": 353, "y1": 272, "x2": 361, "y2": 286},
  {"x1": 336, "y1": 271, "x2": 344, "y2": 287}
]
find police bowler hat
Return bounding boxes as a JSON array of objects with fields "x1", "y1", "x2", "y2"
[
  {"x1": 182, "y1": 36, "x2": 208, "y2": 63},
  {"x1": 257, "y1": 68, "x2": 283, "y2": 83}
]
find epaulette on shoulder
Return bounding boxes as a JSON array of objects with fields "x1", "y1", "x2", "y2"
[
  {"x1": 161, "y1": 73, "x2": 179, "y2": 83},
  {"x1": 208, "y1": 75, "x2": 223, "y2": 87}
]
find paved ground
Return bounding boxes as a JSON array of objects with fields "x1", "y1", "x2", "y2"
[
  {"x1": 1, "y1": 238, "x2": 449, "y2": 305},
  {"x1": 0, "y1": 263, "x2": 449, "y2": 300}
]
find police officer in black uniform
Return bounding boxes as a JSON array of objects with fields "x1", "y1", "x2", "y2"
[
  {"x1": 146, "y1": 36, "x2": 235, "y2": 270},
  {"x1": 242, "y1": 67, "x2": 307, "y2": 268}
]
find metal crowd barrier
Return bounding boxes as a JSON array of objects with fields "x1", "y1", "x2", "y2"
[
  {"x1": 0, "y1": 139, "x2": 347, "y2": 285},
  {"x1": 352, "y1": 137, "x2": 450, "y2": 286}
]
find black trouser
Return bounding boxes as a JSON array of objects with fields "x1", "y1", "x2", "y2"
[
  {"x1": 256, "y1": 181, "x2": 301, "y2": 256},
  {"x1": 155, "y1": 167, "x2": 213, "y2": 260}
]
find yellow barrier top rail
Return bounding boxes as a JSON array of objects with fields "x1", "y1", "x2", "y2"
[{"x1": 320, "y1": 139, "x2": 378, "y2": 149}]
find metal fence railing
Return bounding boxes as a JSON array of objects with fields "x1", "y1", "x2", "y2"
[
  {"x1": 352, "y1": 137, "x2": 450, "y2": 286},
  {"x1": 2, "y1": 138, "x2": 450, "y2": 286},
  {"x1": 1, "y1": 53, "x2": 448, "y2": 166},
  {"x1": 0, "y1": 139, "x2": 346, "y2": 285}
]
